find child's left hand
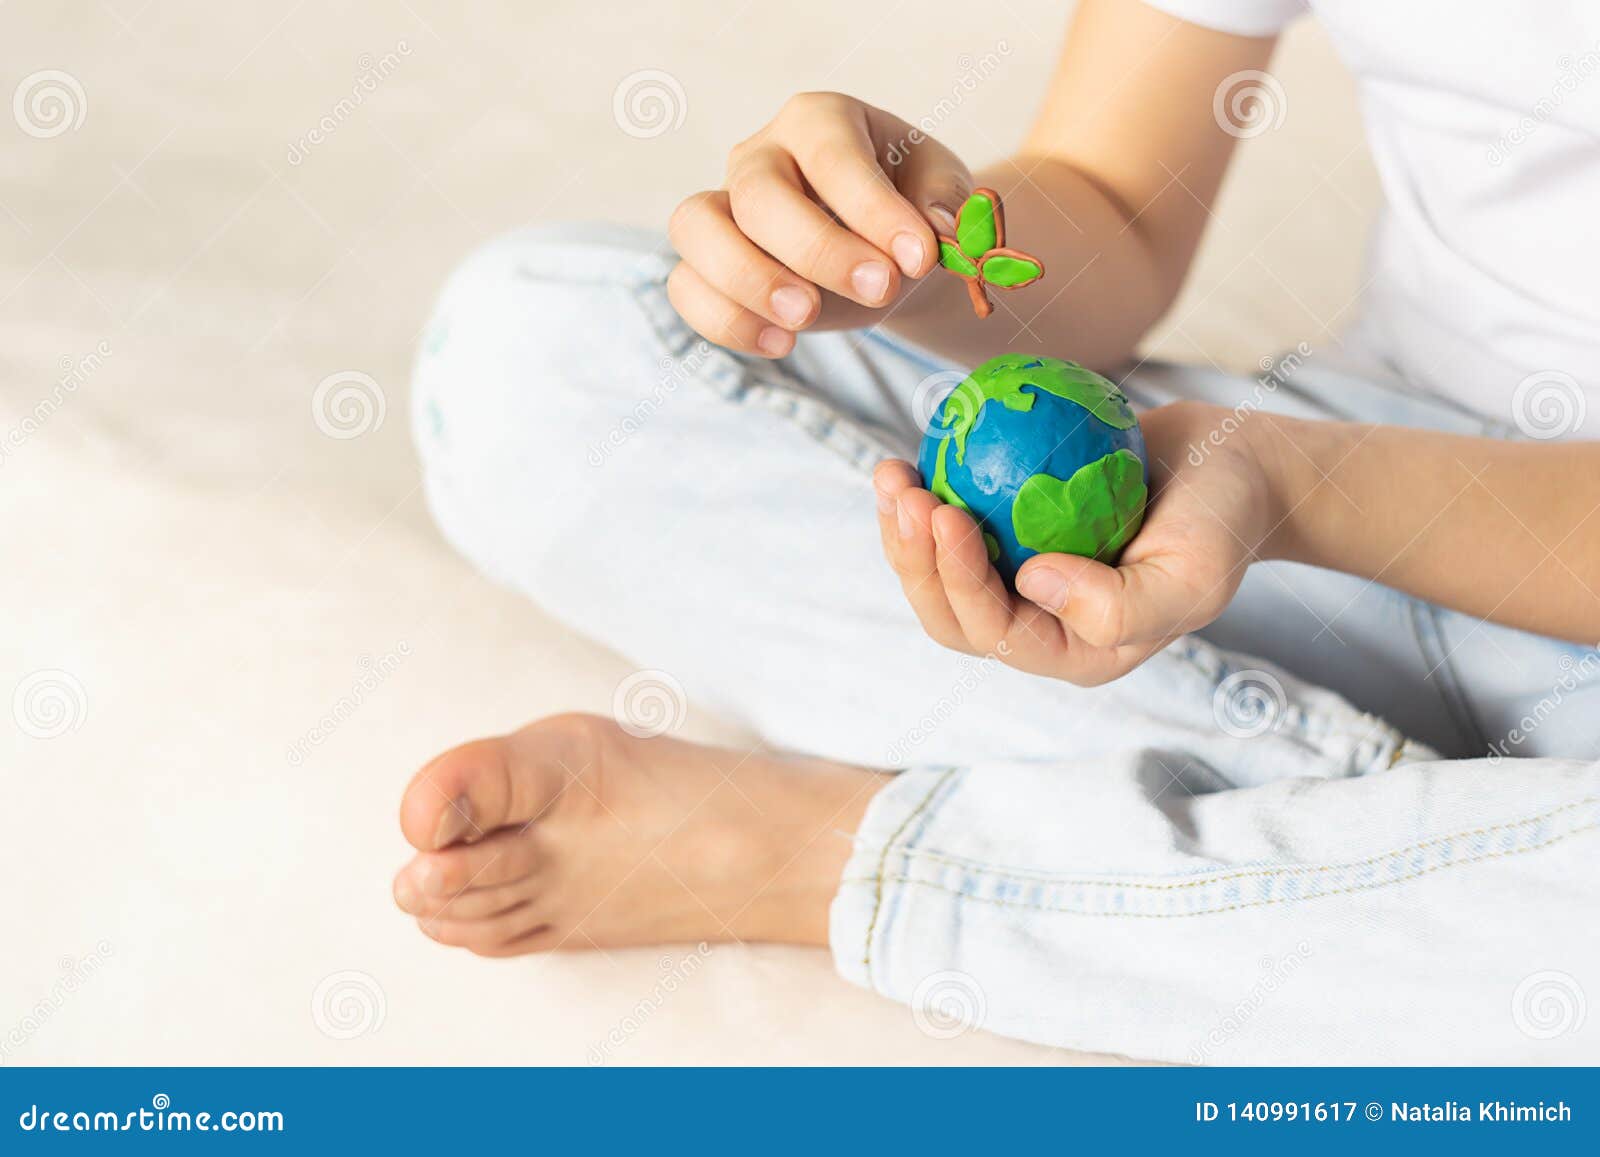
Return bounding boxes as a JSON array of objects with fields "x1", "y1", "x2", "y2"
[{"x1": 874, "y1": 401, "x2": 1278, "y2": 686}]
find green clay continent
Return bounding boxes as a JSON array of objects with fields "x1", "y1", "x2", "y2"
[
  {"x1": 938, "y1": 354, "x2": 1138, "y2": 467},
  {"x1": 929, "y1": 436, "x2": 970, "y2": 511},
  {"x1": 1011, "y1": 448, "x2": 1148, "y2": 563}
]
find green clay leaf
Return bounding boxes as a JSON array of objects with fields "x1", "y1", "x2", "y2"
[
  {"x1": 1011, "y1": 448, "x2": 1147, "y2": 563},
  {"x1": 983, "y1": 532, "x2": 1000, "y2": 563},
  {"x1": 979, "y1": 254, "x2": 1043, "y2": 288},
  {"x1": 938, "y1": 240, "x2": 979, "y2": 277},
  {"x1": 956, "y1": 193, "x2": 998, "y2": 259}
]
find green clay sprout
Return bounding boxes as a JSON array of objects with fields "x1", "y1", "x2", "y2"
[{"x1": 936, "y1": 188, "x2": 1046, "y2": 318}]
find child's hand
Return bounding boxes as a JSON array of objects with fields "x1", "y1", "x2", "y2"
[
  {"x1": 873, "y1": 402, "x2": 1277, "y2": 686},
  {"x1": 667, "y1": 93, "x2": 973, "y2": 357}
]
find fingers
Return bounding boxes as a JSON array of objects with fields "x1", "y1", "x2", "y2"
[
  {"x1": 667, "y1": 190, "x2": 820, "y2": 331},
  {"x1": 669, "y1": 92, "x2": 977, "y2": 353},
  {"x1": 1015, "y1": 551, "x2": 1223, "y2": 649},
  {"x1": 931, "y1": 504, "x2": 1017, "y2": 652},
  {"x1": 726, "y1": 151, "x2": 902, "y2": 307},
  {"x1": 666, "y1": 261, "x2": 794, "y2": 358},
  {"x1": 873, "y1": 458, "x2": 1160, "y2": 686},
  {"x1": 874, "y1": 460, "x2": 968, "y2": 651},
  {"x1": 873, "y1": 459, "x2": 1024, "y2": 661},
  {"x1": 885, "y1": 124, "x2": 973, "y2": 238},
  {"x1": 782, "y1": 112, "x2": 939, "y2": 280}
]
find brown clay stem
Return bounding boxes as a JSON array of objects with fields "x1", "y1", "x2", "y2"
[{"x1": 966, "y1": 277, "x2": 993, "y2": 318}]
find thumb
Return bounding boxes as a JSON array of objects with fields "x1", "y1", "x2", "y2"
[
  {"x1": 885, "y1": 127, "x2": 974, "y2": 242},
  {"x1": 1015, "y1": 552, "x2": 1208, "y2": 650}
]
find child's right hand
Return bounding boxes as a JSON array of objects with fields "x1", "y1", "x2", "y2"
[{"x1": 667, "y1": 92, "x2": 974, "y2": 358}]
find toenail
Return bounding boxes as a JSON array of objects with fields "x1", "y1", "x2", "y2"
[
  {"x1": 394, "y1": 882, "x2": 420, "y2": 913},
  {"x1": 433, "y1": 794, "x2": 475, "y2": 849},
  {"x1": 417, "y1": 862, "x2": 448, "y2": 895}
]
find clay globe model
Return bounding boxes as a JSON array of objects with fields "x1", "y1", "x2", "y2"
[{"x1": 917, "y1": 354, "x2": 1149, "y2": 586}]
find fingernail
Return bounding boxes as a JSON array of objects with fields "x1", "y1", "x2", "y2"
[
  {"x1": 890, "y1": 232, "x2": 924, "y2": 276},
  {"x1": 873, "y1": 478, "x2": 894, "y2": 515},
  {"x1": 1016, "y1": 568, "x2": 1069, "y2": 612},
  {"x1": 851, "y1": 260, "x2": 891, "y2": 303},
  {"x1": 756, "y1": 325, "x2": 792, "y2": 356},
  {"x1": 770, "y1": 286, "x2": 811, "y2": 326},
  {"x1": 896, "y1": 499, "x2": 914, "y2": 539},
  {"x1": 928, "y1": 202, "x2": 957, "y2": 233},
  {"x1": 394, "y1": 882, "x2": 419, "y2": 913},
  {"x1": 432, "y1": 794, "x2": 473, "y2": 849}
]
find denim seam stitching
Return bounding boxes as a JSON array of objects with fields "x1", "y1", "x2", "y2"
[
  {"x1": 844, "y1": 820, "x2": 1598, "y2": 917},
  {"x1": 1407, "y1": 596, "x2": 1490, "y2": 752},
  {"x1": 628, "y1": 279, "x2": 899, "y2": 473},
  {"x1": 851, "y1": 794, "x2": 1598, "y2": 891},
  {"x1": 858, "y1": 768, "x2": 958, "y2": 982}
]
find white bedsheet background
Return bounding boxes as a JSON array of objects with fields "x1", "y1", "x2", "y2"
[{"x1": 2, "y1": 1, "x2": 1375, "y2": 1064}]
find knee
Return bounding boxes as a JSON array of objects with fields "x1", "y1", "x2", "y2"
[
  {"x1": 409, "y1": 222, "x2": 687, "y2": 578},
  {"x1": 418, "y1": 221, "x2": 673, "y2": 396},
  {"x1": 414, "y1": 221, "x2": 676, "y2": 455}
]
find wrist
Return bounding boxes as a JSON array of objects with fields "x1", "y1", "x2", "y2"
[{"x1": 1242, "y1": 411, "x2": 1327, "y2": 565}]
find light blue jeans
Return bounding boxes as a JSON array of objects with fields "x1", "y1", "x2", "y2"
[{"x1": 412, "y1": 223, "x2": 1600, "y2": 1064}]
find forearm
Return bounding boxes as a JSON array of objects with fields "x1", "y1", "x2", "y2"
[
  {"x1": 880, "y1": 0, "x2": 1272, "y2": 372},
  {"x1": 881, "y1": 155, "x2": 1177, "y2": 372},
  {"x1": 1256, "y1": 415, "x2": 1600, "y2": 643}
]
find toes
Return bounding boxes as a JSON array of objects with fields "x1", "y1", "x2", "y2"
[
  {"x1": 402, "y1": 878, "x2": 535, "y2": 922},
  {"x1": 467, "y1": 926, "x2": 565, "y2": 957},
  {"x1": 418, "y1": 903, "x2": 549, "y2": 954},
  {"x1": 399, "y1": 714, "x2": 597, "y2": 850},
  {"x1": 393, "y1": 827, "x2": 544, "y2": 910}
]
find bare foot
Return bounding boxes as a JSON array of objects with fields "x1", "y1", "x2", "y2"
[{"x1": 392, "y1": 714, "x2": 886, "y2": 956}]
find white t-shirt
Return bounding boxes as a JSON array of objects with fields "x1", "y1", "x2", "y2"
[{"x1": 1146, "y1": 0, "x2": 1600, "y2": 439}]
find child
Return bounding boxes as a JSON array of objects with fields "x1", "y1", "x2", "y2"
[{"x1": 392, "y1": 0, "x2": 1599, "y2": 1062}]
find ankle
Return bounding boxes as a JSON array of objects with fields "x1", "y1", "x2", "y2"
[{"x1": 731, "y1": 764, "x2": 887, "y2": 945}]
